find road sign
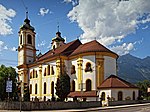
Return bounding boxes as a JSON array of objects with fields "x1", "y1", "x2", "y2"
[{"x1": 6, "y1": 80, "x2": 12, "y2": 92}]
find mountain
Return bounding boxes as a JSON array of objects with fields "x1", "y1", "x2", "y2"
[{"x1": 117, "y1": 54, "x2": 150, "y2": 84}]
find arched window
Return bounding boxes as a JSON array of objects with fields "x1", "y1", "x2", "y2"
[
  {"x1": 51, "y1": 81, "x2": 54, "y2": 96},
  {"x1": 133, "y1": 91, "x2": 135, "y2": 100},
  {"x1": 47, "y1": 65, "x2": 50, "y2": 75},
  {"x1": 51, "y1": 66, "x2": 54, "y2": 75},
  {"x1": 85, "y1": 62, "x2": 92, "y2": 72},
  {"x1": 71, "y1": 80, "x2": 75, "y2": 92},
  {"x1": 35, "y1": 84, "x2": 37, "y2": 94},
  {"x1": 71, "y1": 65, "x2": 76, "y2": 75},
  {"x1": 86, "y1": 79, "x2": 92, "y2": 91},
  {"x1": 27, "y1": 34, "x2": 32, "y2": 44},
  {"x1": 20, "y1": 35, "x2": 22, "y2": 44},
  {"x1": 30, "y1": 71, "x2": 32, "y2": 79},
  {"x1": 44, "y1": 82, "x2": 46, "y2": 94},
  {"x1": 44, "y1": 68, "x2": 46, "y2": 76},
  {"x1": 30, "y1": 84, "x2": 32, "y2": 94},
  {"x1": 101, "y1": 92, "x2": 105, "y2": 101},
  {"x1": 118, "y1": 91, "x2": 123, "y2": 101},
  {"x1": 33, "y1": 69, "x2": 35, "y2": 78},
  {"x1": 35, "y1": 70, "x2": 38, "y2": 78}
]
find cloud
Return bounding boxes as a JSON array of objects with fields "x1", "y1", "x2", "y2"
[
  {"x1": 63, "y1": 0, "x2": 78, "y2": 6},
  {"x1": 10, "y1": 47, "x2": 17, "y2": 52},
  {"x1": 0, "y1": 4, "x2": 16, "y2": 35},
  {"x1": 37, "y1": 40, "x2": 46, "y2": 47},
  {"x1": 110, "y1": 43, "x2": 134, "y2": 56},
  {"x1": 38, "y1": 8, "x2": 51, "y2": 16},
  {"x1": 67, "y1": 0, "x2": 150, "y2": 53}
]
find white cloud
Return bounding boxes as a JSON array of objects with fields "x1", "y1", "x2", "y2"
[
  {"x1": 64, "y1": 0, "x2": 78, "y2": 6},
  {"x1": 37, "y1": 40, "x2": 46, "y2": 47},
  {"x1": 0, "y1": 4, "x2": 16, "y2": 35},
  {"x1": 67, "y1": 0, "x2": 150, "y2": 54},
  {"x1": 110, "y1": 43, "x2": 134, "y2": 56},
  {"x1": 10, "y1": 47, "x2": 17, "y2": 52},
  {"x1": 38, "y1": 8, "x2": 50, "y2": 16}
]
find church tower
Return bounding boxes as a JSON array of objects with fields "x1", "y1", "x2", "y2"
[
  {"x1": 17, "y1": 11, "x2": 36, "y2": 84},
  {"x1": 51, "y1": 28, "x2": 65, "y2": 50}
]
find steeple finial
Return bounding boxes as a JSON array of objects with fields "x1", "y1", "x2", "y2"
[
  {"x1": 57, "y1": 22, "x2": 59, "y2": 32},
  {"x1": 25, "y1": 7, "x2": 28, "y2": 19}
]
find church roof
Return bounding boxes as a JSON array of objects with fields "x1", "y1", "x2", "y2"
[
  {"x1": 70, "y1": 40, "x2": 118, "y2": 57},
  {"x1": 98, "y1": 75, "x2": 138, "y2": 89},
  {"x1": 36, "y1": 39, "x2": 82, "y2": 62}
]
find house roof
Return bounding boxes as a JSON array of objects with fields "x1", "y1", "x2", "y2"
[
  {"x1": 36, "y1": 39, "x2": 82, "y2": 62},
  {"x1": 68, "y1": 90, "x2": 98, "y2": 98},
  {"x1": 70, "y1": 40, "x2": 118, "y2": 57},
  {"x1": 98, "y1": 75, "x2": 138, "y2": 89}
]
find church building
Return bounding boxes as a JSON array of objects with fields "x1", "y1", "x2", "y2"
[{"x1": 17, "y1": 14, "x2": 138, "y2": 102}]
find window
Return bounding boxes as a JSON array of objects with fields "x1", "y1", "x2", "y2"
[
  {"x1": 86, "y1": 79, "x2": 92, "y2": 91},
  {"x1": 118, "y1": 91, "x2": 123, "y2": 101},
  {"x1": 85, "y1": 62, "x2": 92, "y2": 72},
  {"x1": 30, "y1": 71, "x2": 32, "y2": 79},
  {"x1": 35, "y1": 84, "x2": 37, "y2": 94},
  {"x1": 20, "y1": 35, "x2": 22, "y2": 44},
  {"x1": 27, "y1": 34, "x2": 32, "y2": 44},
  {"x1": 44, "y1": 82, "x2": 46, "y2": 94},
  {"x1": 44, "y1": 68, "x2": 46, "y2": 76},
  {"x1": 71, "y1": 80, "x2": 75, "y2": 92},
  {"x1": 30, "y1": 84, "x2": 32, "y2": 94},
  {"x1": 35, "y1": 70, "x2": 38, "y2": 78},
  {"x1": 133, "y1": 91, "x2": 135, "y2": 100},
  {"x1": 51, "y1": 66, "x2": 54, "y2": 75},
  {"x1": 71, "y1": 65, "x2": 76, "y2": 75},
  {"x1": 101, "y1": 92, "x2": 105, "y2": 101},
  {"x1": 47, "y1": 65, "x2": 50, "y2": 75},
  {"x1": 51, "y1": 81, "x2": 54, "y2": 96},
  {"x1": 33, "y1": 69, "x2": 35, "y2": 78}
]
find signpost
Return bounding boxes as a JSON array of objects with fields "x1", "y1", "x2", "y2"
[{"x1": 6, "y1": 77, "x2": 12, "y2": 110}]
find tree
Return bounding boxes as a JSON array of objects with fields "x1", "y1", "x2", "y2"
[
  {"x1": 136, "y1": 80, "x2": 150, "y2": 98},
  {"x1": 0, "y1": 65, "x2": 18, "y2": 101},
  {"x1": 55, "y1": 73, "x2": 70, "y2": 101}
]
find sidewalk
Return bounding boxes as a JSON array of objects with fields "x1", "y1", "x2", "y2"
[{"x1": 1, "y1": 103, "x2": 150, "y2": 112}]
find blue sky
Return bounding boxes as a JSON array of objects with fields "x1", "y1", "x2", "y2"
[{"x1": 0, "y1": 0, "x2": 150, "y2": 67}]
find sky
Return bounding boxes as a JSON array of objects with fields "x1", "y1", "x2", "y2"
[{"x1": 0, "y1": 0, "x2": 150, "y2": 67}]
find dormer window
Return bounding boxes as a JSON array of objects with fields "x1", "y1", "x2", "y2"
[
  {"x1": 85, "y1": 62, "x2": 92, "y2": 72},
  {"x1": 27, "y1": 34, "x2": 32, "y2": 44}
]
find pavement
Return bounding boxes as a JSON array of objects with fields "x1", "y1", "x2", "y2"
[{"x1": 1, "y1": 103, "x2": 150, "y2": 112}]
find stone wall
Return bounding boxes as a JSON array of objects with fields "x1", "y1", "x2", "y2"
[{"x1": 0, "y1": 101, "x2": 101, "y2": 110}]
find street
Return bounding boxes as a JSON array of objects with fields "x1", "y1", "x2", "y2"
[{"x1": 1, "y1": 103, "x2": 150, "y2": 112}]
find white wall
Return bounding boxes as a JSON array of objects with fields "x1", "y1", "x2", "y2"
[{"x1": 98, "y1": 88, "x2": 139, "y2": 101}]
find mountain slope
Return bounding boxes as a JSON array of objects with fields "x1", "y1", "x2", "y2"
[{"x1": 117, "y1": 54, "x2": 150, "y2": 84}]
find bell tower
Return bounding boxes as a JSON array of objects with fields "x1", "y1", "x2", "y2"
[
  {"x1": 51, "y1": 25, "x2": 65, "y2": 50},
  {"x1": 17, "y1": 11, "x2": 36, "y2": 83}
]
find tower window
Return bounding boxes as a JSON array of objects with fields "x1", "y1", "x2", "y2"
[
  {"x1": 51, "y1": 66, "x2": 54, "y2": 75},
  {"x1": 20, "y1": 35, "x2": 22, "y2": 44},
  {"x1": 35, "y1": 84, "x2": 37, "y2": 94},
  {"x1": 27, "y1": 34, "x2": 32, "y2": 44},
  {"x1": 86, "y1": 79, "x2": 92, "y2": 91},
  {"x1": 44, "y1": 82, "x2": 47, "y2": 94},
  {"x1": 85, "y1": 62, "x2": 92, "y2": 72}
]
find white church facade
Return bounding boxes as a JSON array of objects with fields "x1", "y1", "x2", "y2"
[{"x1": 17, "y1": 14, "x2": 138, "y2": 102}]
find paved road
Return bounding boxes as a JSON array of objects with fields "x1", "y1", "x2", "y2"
[{"x1": 1, "y1": 103, "x2": 150, "y2": 112}]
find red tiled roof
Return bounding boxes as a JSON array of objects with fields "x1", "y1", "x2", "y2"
[
  {"x1": 98, "y1": 75, "x2": 138, "y2": 89},
  {"x1": 68, "y1": 90, "x2": 98, "y2": 97},
  {"x1": 36, "y1": 39, "x2": 82, "y2": 62},
  {"x1": 70, "y1": 40, "x2": 118, "y2": 57}
]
